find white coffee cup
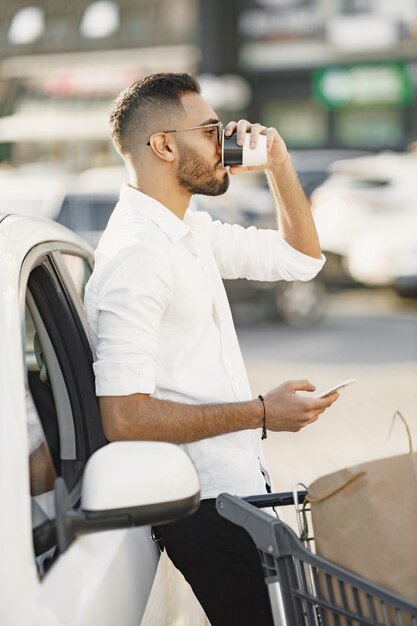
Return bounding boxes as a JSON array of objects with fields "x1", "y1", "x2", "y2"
[{"x1": 222, "y1": 132, "x2": 268, "y2": 167}]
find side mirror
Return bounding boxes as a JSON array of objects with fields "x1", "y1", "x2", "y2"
[{"x1": 55, "y1": 441, "x2": 200, "y2": 552}]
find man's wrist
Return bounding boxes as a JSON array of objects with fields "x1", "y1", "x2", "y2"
[
  {"x1": 247, "y1": 398, "x2": 264, "y2": 430},
  {"x1": 268, "y1": 151, "x2": 292, "y2": 176}
]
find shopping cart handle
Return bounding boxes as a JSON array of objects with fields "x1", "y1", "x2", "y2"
[
  {"x1": 216, "y1": 492, "x2": 293, "y2": 556},
  {"x1": 243, "y1": 490, "x2": 307, "y2": 508}
]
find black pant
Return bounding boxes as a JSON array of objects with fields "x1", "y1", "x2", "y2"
[{"x1": 154, "y1": 499, "x2": 274, "y2": 626}]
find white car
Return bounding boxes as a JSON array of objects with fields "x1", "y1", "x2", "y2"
[
  {"x1": 311, "y1": 145, "x2": 417, "y2": 294},
  {"x1": 0, "y1": 212, "x2": 200, "y2": 626},
  {"x1": 0, "y1": 164, "x2": 126, "y2": 249}
]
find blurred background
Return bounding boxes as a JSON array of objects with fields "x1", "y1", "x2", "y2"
[
  {"x1": 1, "y1": 0, "x2": 417, "y2": 323},
  {"x1": 0, "y1": 0, "x2": 416, "y2": 489}
]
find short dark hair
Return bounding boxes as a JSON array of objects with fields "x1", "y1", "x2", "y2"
[{"x1": 109, "y1": 73, "x2": 201, "y2": 155}]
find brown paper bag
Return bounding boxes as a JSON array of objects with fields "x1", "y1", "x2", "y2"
[{"x1": 308, "y1": 451, "x2": 417, "y2": 604}]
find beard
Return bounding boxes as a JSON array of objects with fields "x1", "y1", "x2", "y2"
[{"x1": 176, "y1": 142, "x2": 230, "y2": 196}]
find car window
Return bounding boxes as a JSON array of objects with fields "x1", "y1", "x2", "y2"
[
  {"x1": 24, "y1": 253, "x2": 106, "y2": 576},
  {"x1": 25, "y1": 302, "x2": 60, "y2": 576},
  {"x1": 57, "y1": 194, "x2": 114, "y2": 232},
  {"x1": 25, "y1": 307, "x2": 58, "y2": 489}
]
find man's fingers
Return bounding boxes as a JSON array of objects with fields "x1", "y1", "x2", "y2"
[
  {"x1": 316, "y1": 392, "x2": 340, "y2": 409},
  {"x1": 324, "y1": 391, "x2": 339, "y2": 404},
  {"x1": 266, "y1": 127, "x2": 279, "y2": 151},
  {"x1": 225, "y1": 120, "x2": 271, "y2": 150},
  {"x1": 236, "y1": 119, "x2": 251, "y2": 146},
  {"x1": 229, "y1": 164, "x2": 265, "y2": 175},
  {"x1": 224, "y1": 121, "x2": 236, "y2": 136},
  {"x1": 288, "y1": 379, "x2": 316, "y2": 393},
  {"x1": 264, "y1": 380, "x2": 339, "y2": 434},
  {"x1": 249, "y1": 123, "x2": 263, "y2": 148},
  {"x1": 306, "y1": 400, "x2": 335, "y2": 425}
]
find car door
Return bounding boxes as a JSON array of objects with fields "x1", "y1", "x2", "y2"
[{"x1": 11, "y1": 236, "x2": 158, "y2": 626}]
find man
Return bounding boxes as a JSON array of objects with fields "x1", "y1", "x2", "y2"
[{"x1": 84, "y1": 73, "x2": 338, "y2": 626}]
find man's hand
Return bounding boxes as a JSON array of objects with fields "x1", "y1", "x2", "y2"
[
  {"x1": 224, "y1": 119, "x2": 288, "y2": 174},
  {"x1": 224, "y1": 118, "x2": 322, "y2": 259},
  {"x1": 263, "y1": 379, "x2": 339, "y2": 433}
]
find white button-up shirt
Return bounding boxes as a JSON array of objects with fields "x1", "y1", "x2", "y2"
[{"x1": 84, "y1": 183, "x2": 325, "y2": 499}]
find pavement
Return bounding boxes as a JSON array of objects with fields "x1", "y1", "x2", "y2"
[{"x1": 237, "y1": 288, "x2": 417, "y2": 525}]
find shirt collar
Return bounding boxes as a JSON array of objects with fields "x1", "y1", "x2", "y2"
[{"x1": 119, "y1": 182, "x2": 190, "y2": 243}]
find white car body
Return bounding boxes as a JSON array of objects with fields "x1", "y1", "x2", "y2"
[
  {"x1": 347, "y1": 212, "x2": 417, "y2": 286},
  {"x1": 0, "y1": 213, "x2": 200, "y2": 626},
  {"x1": 312, "y1": 146, "x2": 417, "y2": 289}
]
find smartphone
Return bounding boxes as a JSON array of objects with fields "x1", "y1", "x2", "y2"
[{"x1": 317, "y1": 378, "x2": 356, "y2": 399}]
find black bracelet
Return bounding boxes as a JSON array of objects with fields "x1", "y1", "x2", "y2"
[{"x1": 258, "y1": 394, "x2": 267, "y2": 440}]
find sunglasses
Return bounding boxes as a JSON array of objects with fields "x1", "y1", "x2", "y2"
[{"x1": 146, "y1": 121, "x2": 223, "y2": 146}]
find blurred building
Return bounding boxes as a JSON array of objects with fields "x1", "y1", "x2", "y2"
[
  {"x1": 0, "y1": 0, "x2": 416, "y2": 169},
  {"x1": 200, "y1": 0, "x2": 417, "y2": 152},
  {"x1": 0, "y1": 0, "x2": 198, "y2": 168}
]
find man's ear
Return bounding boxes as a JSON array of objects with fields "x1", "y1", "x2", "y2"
[{"x1": 149, "y1": 133, "x2": 176, "y2": 162}]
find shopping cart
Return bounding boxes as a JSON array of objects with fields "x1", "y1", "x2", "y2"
[{"x1": 216, "y1": 491, "x2": 417, "y2": 626}]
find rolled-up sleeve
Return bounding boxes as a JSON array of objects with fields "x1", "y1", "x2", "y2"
[
  {"x1": 195, "y1": 212, "x2": 325, "y2": 281},
  {"x1": 93, "y1": 245, "x2": 173, "y2": 397}
]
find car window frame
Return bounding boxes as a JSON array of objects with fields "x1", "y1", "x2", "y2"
[
  {"x1": 20, "y1": 242, "x2": 93, "y2": 337},
  {"x1": 21, "y1": 243, "x2": 95, "y2": 471},
  {"x1": 20, "y1": 241, "x2": 106, "y2": 568},
  {"x1": 51, "y1": 247, "x2": 94, "y2": 327},
  {"x1": 20, "y1": 241, "x2": 106, "y2": 456}
]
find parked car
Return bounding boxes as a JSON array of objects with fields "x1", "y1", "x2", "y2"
[
  {"x1": 290, "y1": 149, "x2": 371, "y2": 199},
  {"x1": 0, "y1": 212, "x2": 200, "y2": 626},
  {"x1": 347, "y1": 211, "x2": 417, "y2": 296},
  {"x1": 54, "y1": 166, "x2": 128, "y2": 248},
  {"x1": 0, "y1": 162, "x2": 71, "y2": 218},
  {"x1": 311, "y1": 145, "x2": 417, "y2": 296},
  {"x1": 0, "y1": 163, "x2": 125, "y2": 249}
]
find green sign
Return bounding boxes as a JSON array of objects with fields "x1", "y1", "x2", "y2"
[{"x1": 313, "y1": 63, "x2": 414, "y2": 109}]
